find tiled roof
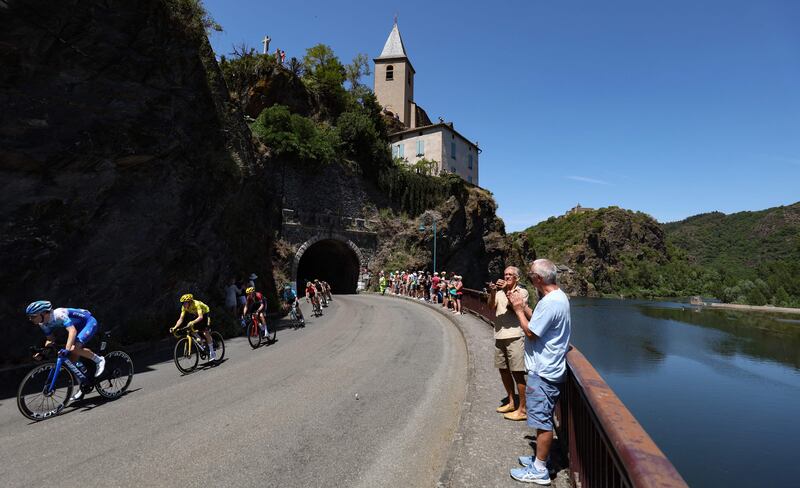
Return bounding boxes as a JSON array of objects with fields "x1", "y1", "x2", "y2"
[{"x1": 378, "y1": 23, "x2": 408, "y2": 59}]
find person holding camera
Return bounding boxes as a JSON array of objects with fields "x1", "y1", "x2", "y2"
[{"x1": 488, "y1": 266, "x2": 529, "y2": 421}]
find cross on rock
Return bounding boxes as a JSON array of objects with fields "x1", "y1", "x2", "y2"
[{"x1": 262, "y1": 35, "x2": 271, "y2": 54}]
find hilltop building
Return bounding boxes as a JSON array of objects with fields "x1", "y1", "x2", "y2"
[
  {"x1": 566, "y1": 204, "x2": 595, "y2": 216},
  {"x1": 374, "y1": 23, "x2": 480, "y2": 186}
]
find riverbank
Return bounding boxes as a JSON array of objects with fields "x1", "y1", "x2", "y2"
[{"x1": 702, "y1": 302, "x2": 800, "y2": 315}]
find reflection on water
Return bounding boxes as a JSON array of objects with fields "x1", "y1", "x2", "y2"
[
  {"x1": 569, "y1": 297, "x2": 800, "y2": 488},
  {"x1": 639, "y1": 305, "x2": 800, "y2": 370}
]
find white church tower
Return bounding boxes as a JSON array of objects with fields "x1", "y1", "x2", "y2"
[
  {"x1": 374, "y1": 22, "x2": 481, "y2": 186},
  {"x1": 373, "y1": 22, "x2": 415, "y2": 127}
]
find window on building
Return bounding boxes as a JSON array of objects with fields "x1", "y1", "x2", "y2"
[
  {"x1": 468, "y1": 154, "x2": 473, "y2": 169},
  {"x1": 416, "y1": 140, "x2": 425, "y2": 156},
  {"x1": 451, "y1": 141, "x2": 456, "y2": 159},
  {"x1": 392, "y1": 143, "x2": 405, "y2": 159},
  {"x1": 468, "y1": 175, "x2": 473, "y2": 183},
  {"x1": 386, "y1": 65, "x2": 394, "y2": 81}
]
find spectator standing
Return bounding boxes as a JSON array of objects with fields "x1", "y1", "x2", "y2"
[
  {"x1": 431, "y1": 272, "x2": 440, "y2": 304},
  {"x1": 247, "y1": 273, "x2": 258, "y2": 290},
  {"x1": 280, "y1": 49, "x2": 286, "y2": 64},
  {"x1": 224, "y1": 278, "x2": 240, "y2": 317},
  {"x1": 454, "y1": 275, "x2": 464, "y2": 314},
  {"x1": 236, "y1": 277, "x2": 247, "y2": 314},
  {"x1": 379, "y1": 272, "x2": 387, "y2": 295},
  {"x1": 488, "y1": 267, "x2": 529, "y2": 421},
  {"x1": 508, "y1": 259, "x2": 572, "y2": 484}
]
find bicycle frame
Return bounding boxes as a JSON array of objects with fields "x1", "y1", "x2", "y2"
[
  {"x1": 46, "y1": 356, "x2": 87, "y2": 395},
  {"x1": 173, "y1": 324, "x2": 208, "y2": 354}
]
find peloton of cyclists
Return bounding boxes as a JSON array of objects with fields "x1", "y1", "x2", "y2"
[
  {"x1": 243, "y1": 286, "x2": 270, "y2": 339},
  {"x1": 281, "y1": 284, "x2": 305, "y2": 327},
  {"x1": 26, "y1": 300, "x2": 106, "y2": 401},
  {"x1": 172, "y1": 294, "x2": 217, "y2": 362}
]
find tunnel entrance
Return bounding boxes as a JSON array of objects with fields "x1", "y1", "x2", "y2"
[{"x1": 296, "y1": 238, "x2": 360, "y2": 294}]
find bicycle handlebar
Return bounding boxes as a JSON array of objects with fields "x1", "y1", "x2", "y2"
[{"x1": 171, "y1": 323, "x2": 198, "y2": 338}]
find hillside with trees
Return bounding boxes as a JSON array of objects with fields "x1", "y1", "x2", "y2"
[
  {"x1": 513, "y1": 203, "x2": 800, "y2": 307},
  {"x1": 663, "y1": 202, "x2": 800, "y2": 306}
]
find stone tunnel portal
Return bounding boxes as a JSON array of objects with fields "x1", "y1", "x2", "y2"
[{"x1": 296, "y1": 238, "x2": 360, "y2": 294}]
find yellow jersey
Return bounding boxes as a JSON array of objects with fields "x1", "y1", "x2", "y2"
[{"x1": 180, "y1": 300, "x2": 210, "y2": 318}]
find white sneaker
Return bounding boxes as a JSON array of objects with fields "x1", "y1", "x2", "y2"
[
  {"x1": 71, "y1": 388, "x2": 84, "y2": 402},
  {"x1": 209, "y1": 353, "x2": 217, "y2": 362},
  {"x1": 94, "y1": 356, "x2": 106, "y2": 377}
]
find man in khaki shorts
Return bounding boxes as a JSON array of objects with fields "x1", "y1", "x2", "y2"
[{"x1": 488, "y1": 266, "x2": 529, "y2": 421}]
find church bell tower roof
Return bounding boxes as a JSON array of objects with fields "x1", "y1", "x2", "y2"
[{"x1": 377, "y1": 23, "x2": 408, "y2": 59}]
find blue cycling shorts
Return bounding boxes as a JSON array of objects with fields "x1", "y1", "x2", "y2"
[{"x1": 76, "y1": 316, "x2": 98, "y2": 345}]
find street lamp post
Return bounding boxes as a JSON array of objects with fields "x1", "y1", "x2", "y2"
[{"x1": 418, "y1": 216, "x2": 437, "y2": 274}]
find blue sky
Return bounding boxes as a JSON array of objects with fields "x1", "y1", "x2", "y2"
[{"x1": 204, "y1": 0, "x2": 800, "y2": 231}]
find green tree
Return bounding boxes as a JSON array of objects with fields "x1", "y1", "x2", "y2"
[
  {"x1": 345, "y1": 53, "x2": 372, "y2": 89},
  {"x1": 250, "y1": 105, "x2": 337, "y2": 165},
  {"x1": 302, "y1": 44, "x2": 348, "y2": 119}
]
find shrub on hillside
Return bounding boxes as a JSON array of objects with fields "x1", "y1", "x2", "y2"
[{"x1": 250, "y1": 105, "x2": 337, "y2": 165}]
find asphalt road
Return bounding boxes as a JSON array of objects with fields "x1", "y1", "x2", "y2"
[{"x1": 0, "y1": 295, "x2": 468, "y2": 488}]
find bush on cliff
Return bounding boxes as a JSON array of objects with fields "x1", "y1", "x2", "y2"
[{"x1": 250, "y1": 104, "x2": 338, "y2": 165}]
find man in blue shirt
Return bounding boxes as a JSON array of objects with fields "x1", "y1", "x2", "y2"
[{"x1": 507, "y1": 259, "x2": 572, "y2": 485}]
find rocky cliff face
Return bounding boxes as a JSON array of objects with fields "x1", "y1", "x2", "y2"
[
  {"x1": 0, "y1": 0, "x2": 278, "y2": 361},
  {"x1": 511, "y1": 207, "x2": 668, "y2": 296},
  {"x1": 370, "y1": 186, "x2": 509, "y2": 289}
]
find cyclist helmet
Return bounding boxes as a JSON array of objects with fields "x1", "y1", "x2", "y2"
[
  {"x1": 180, "y1": 293, "x2": 194, "y2": 303},
  {"x1": 246, "y1": 286, "x2": 255, "y2": 294},
  {"x1": 26, "y1": 300, "x2": 52, "y2": 315}
]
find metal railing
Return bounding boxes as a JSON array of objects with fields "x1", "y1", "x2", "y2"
[{"x1": 461, "y1": 288, "x2": 688, "y2": 488}]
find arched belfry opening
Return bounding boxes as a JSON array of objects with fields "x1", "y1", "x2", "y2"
[{"x1": 295, "y1": 237, "x2": 361, "y2": 294}]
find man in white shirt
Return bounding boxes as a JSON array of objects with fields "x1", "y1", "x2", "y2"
[{"x1": 507, "y1": 259, "x2": 571, "y2": 485}]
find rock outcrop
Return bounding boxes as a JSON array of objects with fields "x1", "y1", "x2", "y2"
[
  {"x1": 510, "y1": 207, "x2": 668, "y2": 296},
  {"x1": 0, "y1": 0, "x2": 278, "y2": 362},
  {"x1": 370, "y1": 186, "x2": 508, "y2": 289}
]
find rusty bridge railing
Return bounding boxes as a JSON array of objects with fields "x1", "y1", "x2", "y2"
[{"x1": 461, "y1": 288, "x2": 688, "y2": 488}]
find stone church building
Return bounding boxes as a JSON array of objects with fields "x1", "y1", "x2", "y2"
[{"x1": 374, "y1": 23, "x2": 480, "y2": 186}]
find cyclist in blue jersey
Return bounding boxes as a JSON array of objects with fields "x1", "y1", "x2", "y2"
[
  {"x1": 25, "y1": 300, "x2": 106, "y2": 401},
  {"x1": 281, "y1": 284, "x2": 304, "y2": 326}
]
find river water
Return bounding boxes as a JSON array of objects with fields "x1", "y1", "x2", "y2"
[{"x1": 570, "y1": 297, "x2": 800, "y2": 488}]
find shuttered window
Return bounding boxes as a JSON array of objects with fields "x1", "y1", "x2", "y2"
[{"x1": 416, "y1": 140, "x2": 425, "y2": 156}]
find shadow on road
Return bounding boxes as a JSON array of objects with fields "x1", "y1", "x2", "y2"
[{"x1": 0, "y1": 317, "x2": 303, "y2": 402}]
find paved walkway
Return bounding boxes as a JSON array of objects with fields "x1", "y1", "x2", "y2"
[{"x1": 382, "y1": 293, "x2": 570, "y2": 488}]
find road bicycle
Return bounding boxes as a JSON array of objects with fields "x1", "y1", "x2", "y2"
[
  {"x1": 320, "y1": 293, "x2": 329, "y2": 308},
  {"x1": 286, "y1": 301, "x2": 305, "y2": 328},
  {"x1": 17, "y1": 332, "x2": 134, "y2": 421},
  {"x1": 243, "y1": 313, "x2": 276, "y2": 348},
  {"x1": 309, "y1": 297, "x2": 323, "y2": 317},
  {"x1": 171, "y1": 323, "x2": 225, "y2": 373}
]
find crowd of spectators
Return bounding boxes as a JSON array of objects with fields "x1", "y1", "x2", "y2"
[
  {"x1": 377, "y1": 270, "x2": 465, "y2": 314},
  {"x1": 224, "y1": 273, "x2": 260, "y2": 318}
]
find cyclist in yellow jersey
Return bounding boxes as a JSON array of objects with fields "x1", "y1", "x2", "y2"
[{"x1": 171, "y1": 294, "x2": 216, "y2": 361}]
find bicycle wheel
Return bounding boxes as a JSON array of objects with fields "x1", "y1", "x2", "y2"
[
  {"x1": 174, "y1": 337, "x2": 198, "y2": 373},
  {"x1": 17, "y1": 362, "x2": 74, "y2": 421},
  {"x1": 211, "y1": 331, "x2": 225, "y2": 361},
  {"x1": 95, "y1": 351, "x2": 134, "y2": 399},
  {"x1": 247, "y1": 320, "x2": 261, "y2": 349}
]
